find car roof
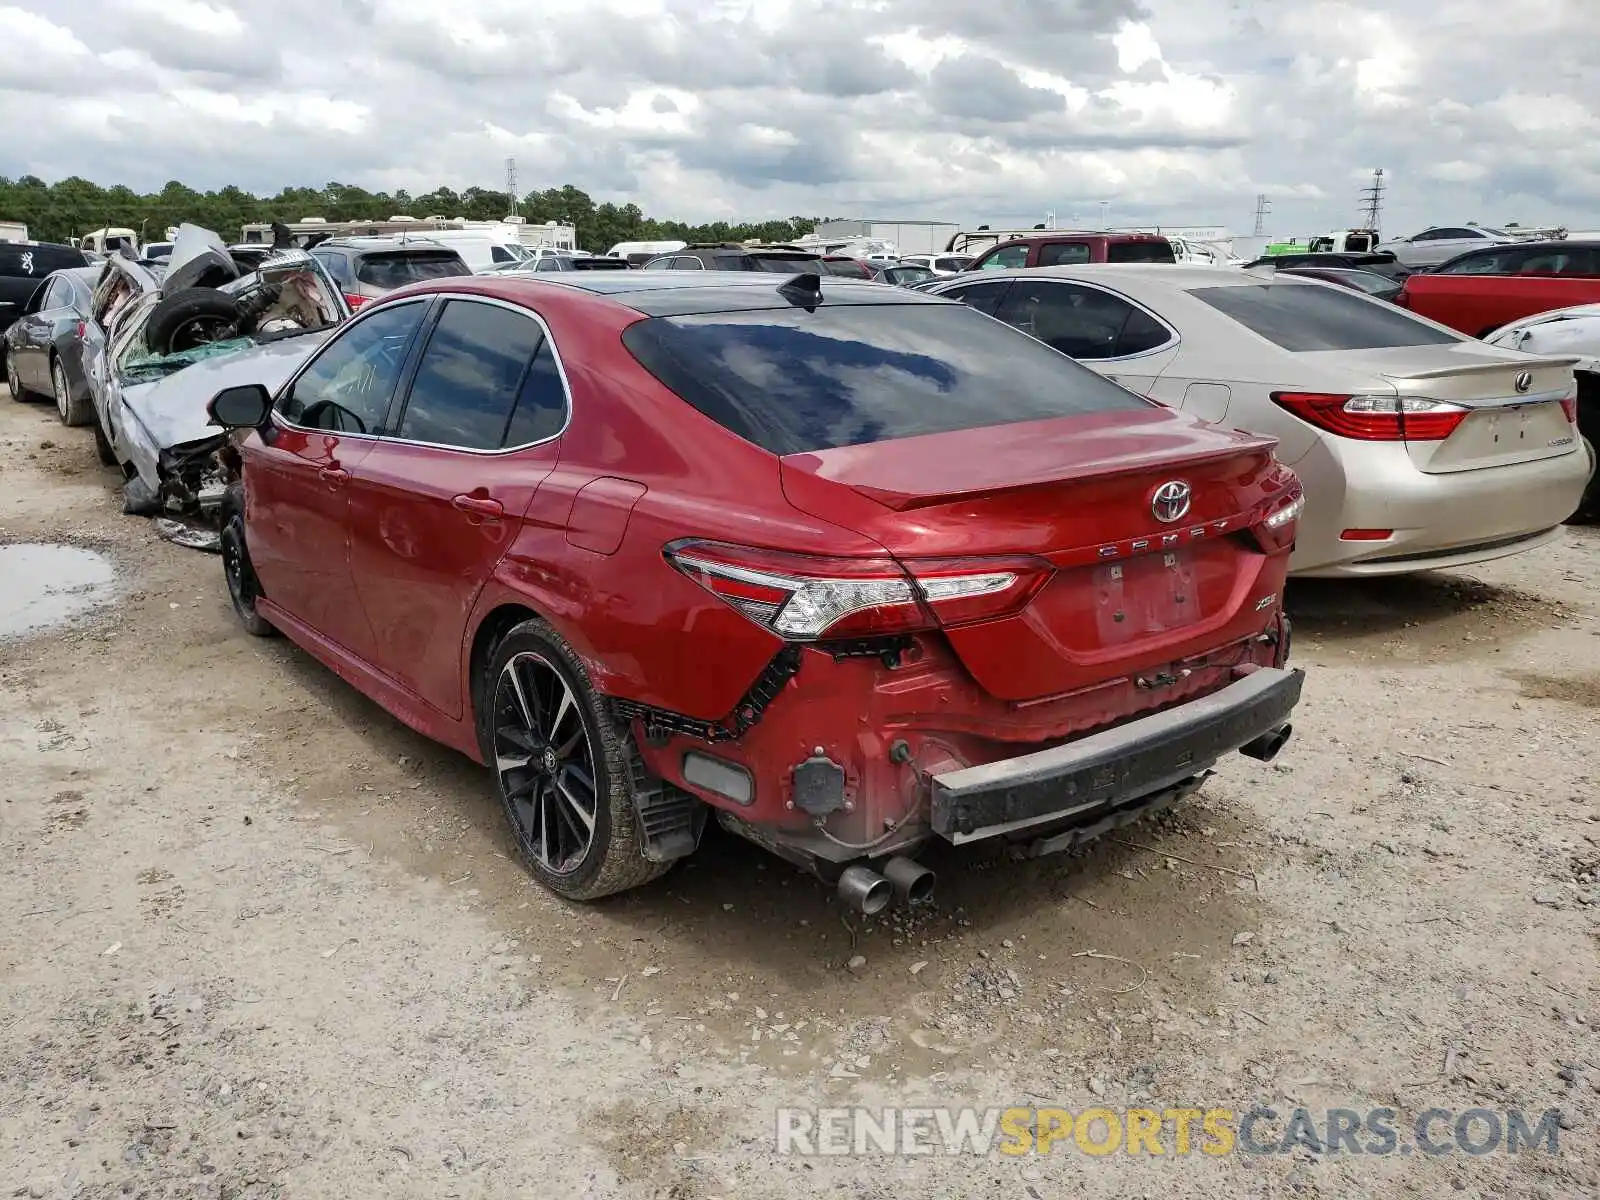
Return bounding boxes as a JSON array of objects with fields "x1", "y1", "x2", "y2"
[
  {"x1": 393, "y1": 270, "x2": 953, "y2": 317},
  {"x1": 316, "y1": 237, "x2": 453, "y2": 251},
  {"x1": 948, "y1": 264, "x2": 1254, "y2": 290}
]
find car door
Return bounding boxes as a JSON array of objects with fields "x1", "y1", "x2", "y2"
[
  {"x1": 244, "y1": 298, "x2": 430, "y2": 655},
  {"x1": 990, "y1": 278, "x2": 1181, "y2": 393},
  {"x1": 10, "y1": 279, "x2": 58, "y2": 390},
  {"x1": 344, "y1": 296, "x2": 567, "y2": 718}
]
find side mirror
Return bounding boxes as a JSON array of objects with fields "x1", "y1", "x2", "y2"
[{"x1": 207, "y1": 383, "x2": 273, "y2": 429}]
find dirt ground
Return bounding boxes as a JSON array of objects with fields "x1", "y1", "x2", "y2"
[{"x1": 1, "y1": 382, "x2": 1597, "y2": 1199}]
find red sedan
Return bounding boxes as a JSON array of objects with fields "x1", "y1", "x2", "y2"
[{"x1": 205, "y1": 270, "x2": 1305, "y2": 909}]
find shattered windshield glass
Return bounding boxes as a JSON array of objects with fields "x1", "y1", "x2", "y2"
[{"x1": 120, "y1": 338, "x2": 256, "y2": 385}]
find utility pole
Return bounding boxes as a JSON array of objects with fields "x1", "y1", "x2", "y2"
[
  {"x1": 1358, "y1": 167, "x2": 1385, "y2": 231},
  {"x1": 505, "y1": 157, "x2": 519, "y2": 217},
  {"x1": 1252, "y1": 193, "x2": 1271, "y2": 237},
  {"x1": 1098, "y1": 201, "x2": 1110, "y2": 228}
]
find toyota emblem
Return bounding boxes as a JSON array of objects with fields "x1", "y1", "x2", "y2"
[
  {"x1": 1514, "y1": 370, "x2": 1533, "y2": 393},
  {"x1": 1151, "y1": 480, "x2": 1192, "y2": 524}
]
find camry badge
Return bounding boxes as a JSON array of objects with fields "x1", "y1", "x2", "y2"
[{"x1": 1151, "y1": 480, "x2": 1192, "y2": 524}]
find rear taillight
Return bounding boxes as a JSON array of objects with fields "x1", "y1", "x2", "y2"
[
  {"x1": 75, "y1": 321, "x2": 85, "y2": 340},
  {"x1": 664, "y1": 541, "x2": 1052, "y2": 641},
  {"x1": 343, "y1": 292, "x2": 367, "y2": 308},
  {"x1": 1271, "y1": 391, "x2": 1468, "y2": 441},
  {"x1": 1560, "y1": 393, "x2": 1578, "y2": 424}
]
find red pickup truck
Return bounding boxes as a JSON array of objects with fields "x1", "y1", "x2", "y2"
[
  {"x1": 969, "y1": 232, "x2": 1175, "y2": 270},
  {"x1": 1398, "y1": 240, "x2": 1600, "y2": 336}
]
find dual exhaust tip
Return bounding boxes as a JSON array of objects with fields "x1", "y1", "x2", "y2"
[
  {"x1": 837, "y1": 855, "x2": 934, "y2": 915},
  {"x1": 1239, "y1": 722, "x2": 1293, "y2": 763}
]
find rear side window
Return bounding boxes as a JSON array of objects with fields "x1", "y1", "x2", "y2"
[
  {"x1": 491, "y1": 245, "x2": 517, "y2": 263},
  {"x1": 355, "y1": 251, "x2": 469, "y2": 289},
  {"x1": 621, "y1": 302, "x2": 1148, "y2": 456},
  {"x1": 1107, "y1": 240, "x2": 1176, "y2": 264},
  {"x1": 311, "y1": 250, "x2": 354, "y2": 289},
  {"x1": 1193, "y1": 284, "x2": 1461, "y2": 351},
  {"x1": 1037, "y1": 242, "x2": 1091, "y2": 266},
  {"x1": 396, "y1": 300, "x2": 557, "y2": 450},
  {"x1": 941, "y1": 280, "x2": 1012, "y2": 316},
  {"x1": 935, "y1": 256, "x2": 972, "y2": 273}
]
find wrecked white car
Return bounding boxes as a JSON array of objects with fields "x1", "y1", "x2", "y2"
[
  {"x1": 82, "y1": 224, "x2": 348, "y2": 543},
  {"x1": 1484, "y1": 305, "x2": 1600, "y2": 520}
]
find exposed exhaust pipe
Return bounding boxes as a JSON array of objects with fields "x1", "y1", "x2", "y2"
[
  {"x1": 882, "y1": 856, "x2": 936, "y2": 906},
  {"x1": 1239, "y1": 723, "x2": 1293, "y2": 763},
  {"x1": 837, "y1": 865, "x2": 892, "y2": 915}
]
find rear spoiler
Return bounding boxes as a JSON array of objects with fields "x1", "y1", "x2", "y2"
[{"x1": 1388, "y1": 356, "x2": 1582, "y2": 380}]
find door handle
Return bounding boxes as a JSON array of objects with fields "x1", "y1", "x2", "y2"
[
  {"x1": 452, "y1": 493, "x2": 505, "y2": 521},
  {"x1": 318, "y1": 465, "x2": 349, "y2": 487}
]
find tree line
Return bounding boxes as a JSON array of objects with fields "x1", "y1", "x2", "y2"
[{"x1": 0, "y1": 176, "x2": 824, "y2": 251}]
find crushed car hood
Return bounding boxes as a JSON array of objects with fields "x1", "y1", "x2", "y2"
[{"x1": 122, "y1": 330, "x2": 333, "y2": 453}]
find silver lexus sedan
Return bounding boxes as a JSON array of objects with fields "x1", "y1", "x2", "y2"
[{"x1": 926, "y1": 265, "x2": 1594, "y2": 577}]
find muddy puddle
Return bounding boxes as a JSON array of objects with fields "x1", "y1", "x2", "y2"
[{"x1": 0, "y1": 543, "x2": 116, "y2": 639}]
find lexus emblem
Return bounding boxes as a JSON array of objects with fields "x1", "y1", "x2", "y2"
[
  {"x1": 1151, "y1": 480, "x2": 1192, "y2": 524},
  {"x1": 1514, "y1": 370, "x2": 1533, "y2": 393}
]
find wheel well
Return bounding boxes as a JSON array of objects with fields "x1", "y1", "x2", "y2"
[{"x1": 469, "y1": 603, "x2": 541, "y2": 721}]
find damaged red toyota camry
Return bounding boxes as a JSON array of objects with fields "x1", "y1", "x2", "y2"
[{"x1": 204, "y1": 270, "x2": 1305, "y2": 910}]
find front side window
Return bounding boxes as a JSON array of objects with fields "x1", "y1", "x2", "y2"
[
  {"x1": 642, "y1": 256, "x2": 674, "y2": 270},
  {"x1": 394, "y1": 300, "x2": 551, "y2": 450},
  {"x1": 1193, "y1": 284, "x2": 1461, "y2": 352},
  {"x1": 620, "y1": 302, "x2": 1148, "y2": 456},
  {"x1": 981, "y1": 244, "x2": 1029, "y2": 270},
  {"x1": 278, "y1": 301, "x2": 427, "y2": 433},
  {"x1": 491, "y1": 245, "x2": 516, "y2": 263},
  {"x1": 934, "y1": 256, "x2": 973, "y2": 273}
]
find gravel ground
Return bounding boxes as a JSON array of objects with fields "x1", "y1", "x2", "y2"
[{"x1": 1, "y1": 384, "x2": 1597, "y2": 1199}]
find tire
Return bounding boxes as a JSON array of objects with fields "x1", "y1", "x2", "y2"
[
  {"x1": 221, "y1": 514, "x2": 277, "y2": 637},
  {"x1": 5, "y1": 349, "x2": 38, "y2": 401},
  {"x1": 144, "y1": 288, "x2": 241, "y2": 355},
  {"x1": 479, "y1": 619, "x2": 669, "y2": 901},
  {"x1": 1571, "y1": 436, "x2": 1599, "y2": 525},
  {"x1": 52, "y1": 357, "x2": 92, "y2": 427},
  {"x1": 91, "y1": 408, "x2": 118, "y2": 466}
]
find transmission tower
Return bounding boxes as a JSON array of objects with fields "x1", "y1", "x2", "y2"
[
  {"x1": 505, "y1": 157, "x2": 519, "y2": 217},
  {"x1": 1358, "y1": 168, "x2": 1385, "y2": 230},
  {"x1": 1252, "y1": 193, "x2": 1271, "y2": 237}
]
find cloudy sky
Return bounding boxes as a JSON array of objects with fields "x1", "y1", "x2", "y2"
[{"x1": 3, "y1": 0, "x2": 1598, "y2": 238}]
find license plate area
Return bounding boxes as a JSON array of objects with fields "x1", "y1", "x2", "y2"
[{"x1": 1092, "y1": 549, "x2": 1199, "y2": 645}]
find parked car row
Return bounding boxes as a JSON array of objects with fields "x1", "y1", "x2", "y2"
[{"x1": 2, "y1": 223, "x2": 1595, "y2": 916}]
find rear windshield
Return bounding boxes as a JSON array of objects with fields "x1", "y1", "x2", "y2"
[
  {"x1": 0, "y1": 243, "x2": 89, "y2": 277},
  {"x1": 621, "y1": 302, "x2": 1148, "y2": 456},
  {"x1": 749, "y1": 254, "x2": 822, "y2": 273},
  {"x1": 355, "y1": 251, "x2": 469, "y2": 288},
  {"x1": 1193, "y1": 283, "x2": 1461, "y2": 351},
  {"x1": 572, "y1": 257, "x2": 630, "y2": 270},
  {"x1": 1107, "y1": 240, "x2": 1176, "y2": 264}
]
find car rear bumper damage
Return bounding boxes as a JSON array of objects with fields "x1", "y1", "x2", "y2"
[{"x1": 929, "y1": 665, "x2": 1304, "y2": 846}]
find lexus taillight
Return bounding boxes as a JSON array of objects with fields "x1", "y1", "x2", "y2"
[
  {"x1": 1560, "y1": 393, "x2": 1578, "y2": 424},
  {"x1": 663, "y1": 541, "x2": 1052, "y2": 641},
  {"x1": 343, "y1": 292, "x2": 367, "y2": 308},
  {"x1": 1270, "y1": 391, "x2": 1468, "y2": 441}
]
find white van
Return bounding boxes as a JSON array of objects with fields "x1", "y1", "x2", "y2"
[
  {"x1": 79, "y1": 227, "x2": 139, "y2": 256},
  {"x1": 408, "y1": 228, "x2": 526, "y2": 272}
]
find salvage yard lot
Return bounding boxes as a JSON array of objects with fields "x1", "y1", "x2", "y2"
[{"x1": 0, "y1": 385, "x2": 1597, "y2": 1198}]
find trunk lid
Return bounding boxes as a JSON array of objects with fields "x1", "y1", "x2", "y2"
[
  {"x1": 780, "y1": 410, "x2": 1290, "y2": 702},
  {"x1": 1352, "y1": 343, "x2": 1580, "y2": 473}
]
